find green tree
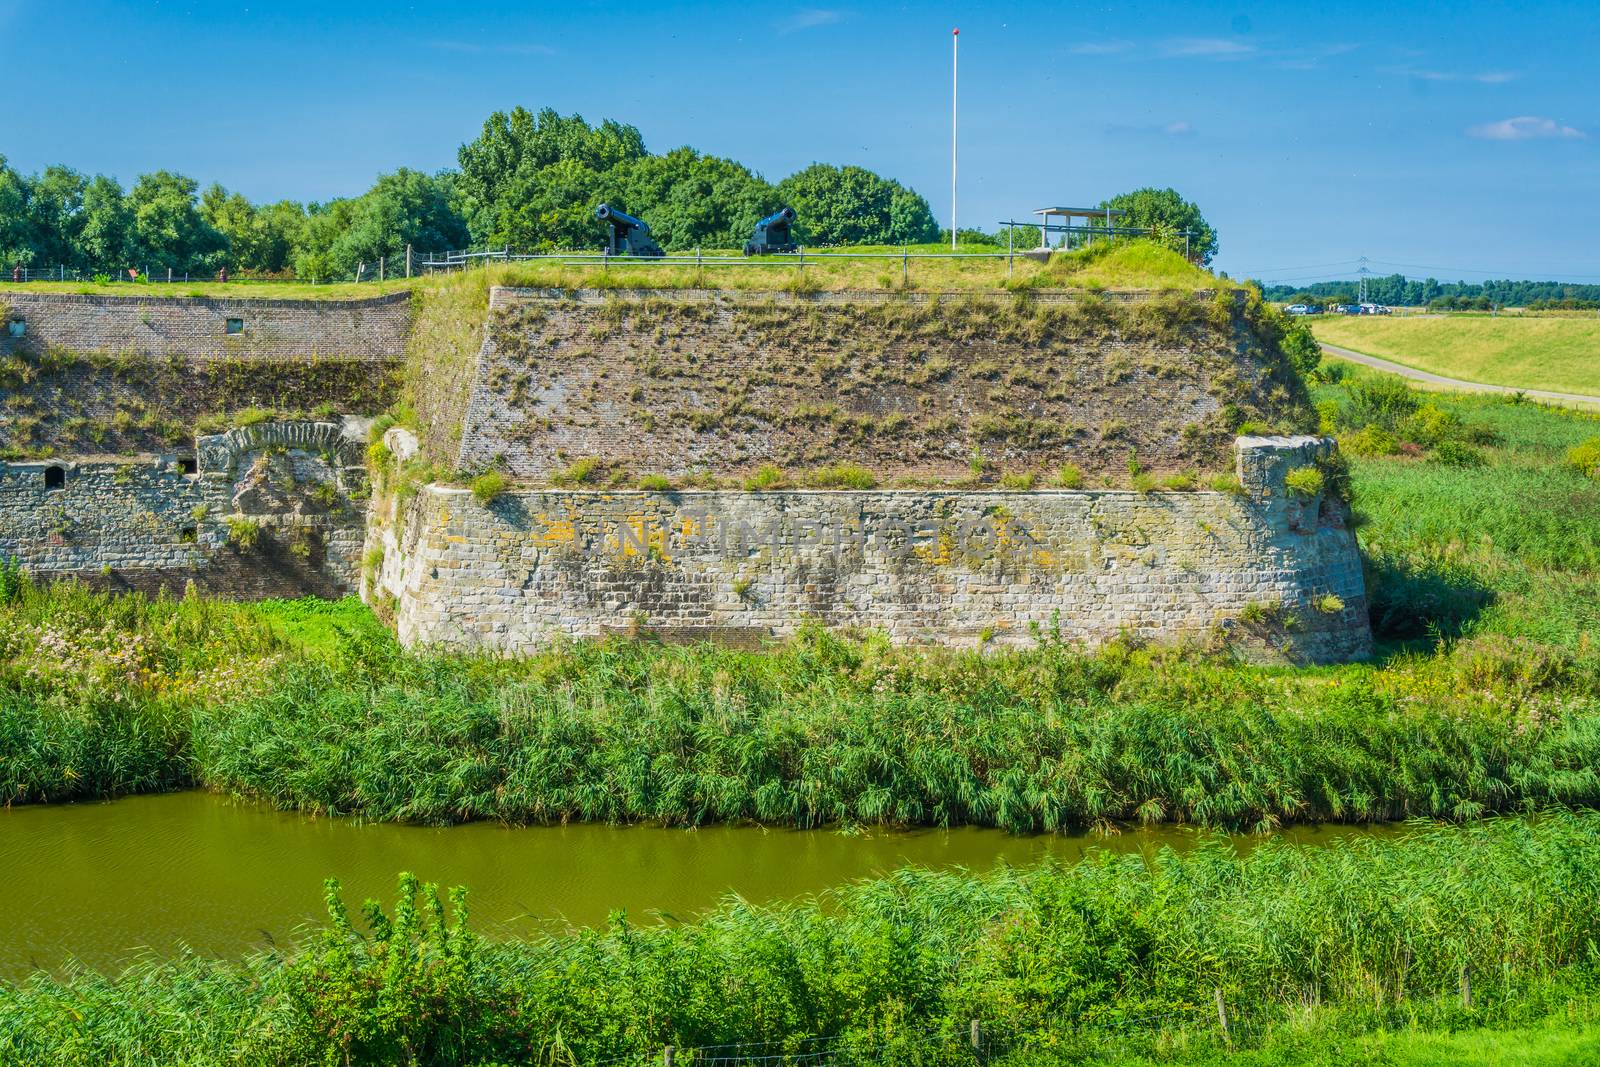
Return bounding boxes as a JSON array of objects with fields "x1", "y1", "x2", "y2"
[
  {"x1": 26, "y1": 166, "x2": 89, "y2": 268},
  {"x1": 614, "y1": 149, "x2": 778, "y2": 250},
  {"x1": 77, "y1": 175, "x2": 134, "y2": 270},
  {"x1": 126, "y1": 171, "x2": 226, "y2": 273},
  {"x1": 775, "y1": 163, "x2": 939, "y2": 246},
  {"x1": 201, "y1": 184, "x2": 306, "y2": 273},
  {"x1": 456, "y1": 107, "x2": 647, "y2": 249},
  {"x1": 1098, "y1": 187, "x2": 1218, "y2": 264},
  {"x1": 326, "y1": 169, "x2": 469, "y2": 272},
  {"x1": 0, "y1": 155, "x2": 37, "y2": 267}
]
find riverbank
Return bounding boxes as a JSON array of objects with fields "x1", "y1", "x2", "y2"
[
  {"x1": 2, "y1": 815, "x2": 1598, "y2": 1065},
  {"x1": 3, "y1": 372, "x2": 1599, "y2": 831}
]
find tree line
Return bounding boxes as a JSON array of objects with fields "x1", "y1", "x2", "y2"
[
  {"x1": 1257, "y1": 274, "x2": 1600, "y2": 308},
  {"x1": 1, "y1": 106, "x2": 1222, "y2": 281},
  {"x1": 0, "y1": 108, "x2": 945, "y2": 280}
]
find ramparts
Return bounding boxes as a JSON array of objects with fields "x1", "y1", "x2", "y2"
[
  {"x1": 0, "y1": 419, "x2": 370, "y2": 597},
  {"x1": 450, "y1": 287, "x2": 1312, "y2": 482},
  {"x1": 1, "y1": 291, "x2": 407, "y2": 457},
  {"x1": 0, "y1": 290, "x2": 410, "y2": 361},
  {"x1": 371, "y1": 435, "x2": 1373, "y2": 663}
]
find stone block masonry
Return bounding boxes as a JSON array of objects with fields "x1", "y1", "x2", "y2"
[
  {"x1": 0, "y1": 420, "x2": 370, "y2": 598},
  {"x1": 374, "y1": 436, "x2": 1373, "y2": 663},
  {"x1": 0, "y1": 291, "x2": 410, "y2": 361}
]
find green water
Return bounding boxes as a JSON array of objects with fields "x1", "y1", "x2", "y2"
[{"x1": 0, "y1": 791, "x2": 1407, "y2": 979}]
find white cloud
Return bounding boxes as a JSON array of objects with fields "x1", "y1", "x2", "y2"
[
  {"x1": 1070, "y1": 40, "x2": 1134, "y2": 55},
  {"x1": 1467, "y1": 116, "x2": 1587, "y2": 141},
  {"x1": 1159, "y1": 37, "x2": 1255, "y2": 59},
  {"x1": 778, "y1": 8, "x2": 842, "y2": 33},
  {"x1": 1163, "y1": 121, "x2": 1196, "y2": 136},
  {"x1": 1397, "y1": 67, "x2": 1519, "y2": 83}
]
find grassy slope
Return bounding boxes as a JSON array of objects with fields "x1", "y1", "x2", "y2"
[
  {"x1": 1311, "y1": 315, "x2": 1600, "y2": 396},
  {"x1": 0, "y1": 241, "x2": 1225, "y2": 303}
]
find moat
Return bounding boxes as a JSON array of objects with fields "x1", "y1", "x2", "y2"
[{"x1": 0, "y1": 790, "x2": 1409, "y2": 979}]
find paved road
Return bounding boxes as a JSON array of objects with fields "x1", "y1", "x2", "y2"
[{"x1": 1319, "y1": 341, "x2": 1600, "y2": 408}]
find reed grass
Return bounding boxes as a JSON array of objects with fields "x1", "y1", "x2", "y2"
[{"x1": 2, "y1": 816, "x2": 1598, "y2": 1064}]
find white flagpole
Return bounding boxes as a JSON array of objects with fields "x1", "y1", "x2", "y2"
[{"x1": 951, "y1": 27, "x2": 959, "y2": 251}]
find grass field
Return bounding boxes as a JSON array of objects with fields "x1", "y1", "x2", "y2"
[
  {"x1": 1311, "y1": 314, "x2": 1600, "y2": 396},
  {"x1": 0, "y1": 241, "x2": 1225, "y2": 301}
]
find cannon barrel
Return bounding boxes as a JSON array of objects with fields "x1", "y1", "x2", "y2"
[
  {"x1": 757, "y1": 207, "x2": 796, "y2": 229},
  {"x1": 595, "y1": 203, "x2": 648, "y2": 231}
]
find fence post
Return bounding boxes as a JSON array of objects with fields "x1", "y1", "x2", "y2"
[
  {"x1": 696, "y1": 246, "x2": 701, "y2": 268},
  {"x1": 1460, "y1": 964, "x2": 1472, "y2": 1008},
  {"x1": 1214, "y1": 987, "x2": 1232, "y2": 1049},
  {"x1": 1007, "y1": 227, "x2": 1013, "y2": 277},
  {"x1": 902, "y1": 246, "x2": 908, "y2": 286},
  {"x1": 406, "y1": 244, "x2": 413, "y2": 279},
  {"x1": 663, "y1": 1045, "x2": 674, "y2": 1067},
  {"x1": 969, "y1": 1018, "x2": 981, "y2": 1058},
  {"x1": 379, "y1": 257, "x2": 385, "y2": 282}
]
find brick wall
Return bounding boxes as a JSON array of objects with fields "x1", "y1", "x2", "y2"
[
  {"x1": 0, "y1": 290, "x2": 411, "y2": 361},
  {"x1": 373, "y1": 436, "x2": 1372, "y2": 664}
]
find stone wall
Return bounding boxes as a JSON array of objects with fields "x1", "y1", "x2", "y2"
[
  {"x1": 0, "y1": 420, "x2": 369, "y2": 597},
  {"x1": 452, "y1": 287, "x2": 1312, "y2": 483},
  {"x1": 0, "y1": 292, "x2": 406, "y2": 456},
  {"x1": 373, "y1": 435, "x2": 1372, "y2": 664},
  {"x1": 0, "y1": 291, "x2": 410, "y2": 361}
]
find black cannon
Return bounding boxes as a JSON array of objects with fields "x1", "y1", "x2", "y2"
[
  {"x1": 744, "y1": 207, "x2": 798, "y2": 256},
  {"x1": 594, "y1": 204, "x2": 664, "y2": 258}
]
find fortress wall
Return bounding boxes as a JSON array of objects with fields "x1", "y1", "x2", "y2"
[
  {"x1": 452, "y1": 287, "x2": 1310, "y2": 483},
  {"x1": 0, "y1": 421, "x2": 370, "y2": 598},
  {"x1": 373, "y1": 436, "x2": 1372, "y2": 664},
  {"x1": 0, "y1": 291, "x2": 411, "y2": 361}
]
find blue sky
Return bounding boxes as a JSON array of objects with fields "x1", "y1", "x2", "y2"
[{"x1": 3, "y1": 0, "x2": 1597, "y2": 283}]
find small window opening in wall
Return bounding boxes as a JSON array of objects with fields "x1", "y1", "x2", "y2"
[
  {"x1": 180, "y1": 526, "x2": 198, "y2": 544},
  {"x1": 178, "y1": 456, "x2": 198, "y2": 475},
  {"x1": 6, "y1": 317, "x2": 23, "y2": 338},
  {"x1": 43, "y1": 465, "x2": 65, "y2": 490},
  {"x1": 225, "y1": 317, "x2": 244, "y2": 335}
]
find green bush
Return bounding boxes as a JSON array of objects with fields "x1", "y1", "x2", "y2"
[
  {"x1": 549, "y1": 458, "x2": 602, "y2": 487},
  {"x1": 742, "y1": 464, "x2": 785, "y2": 491},
  {"x1": 1431, "y1": 440, "x2": 1487, "y2": 467},
  {"x1": 1567, "y1": 437, "x2": 1600, "y2": 479},
  {"x1": 1340, "y1": 424, "x2": 1399, "y2": 457},
  {"x1": 636, "y1": 473, "x2": 673, "y2": 491},
  {"x1": 1343, "y1": 375, "x2": 1420, "y2": 432},
  {"x1": 468, "y1": 470, "x2": 507, "y2": 504},
  {"x1": 807, "y1": 464, "x2": 876, "y2": 489},
  {"x1": 1284, "y1": 466, "x2": 1325, "y2": 498}
]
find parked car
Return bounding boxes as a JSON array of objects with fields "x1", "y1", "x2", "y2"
[
  {"x1": 1285, "y1": 304, "x2": 1311, "y2": 315},
  {"x1": 1358, "y1": 303, "x2": 1391, "y2": 315},
  {"x1": 1332, "y1": 304, "x2": 1360, "y2": 315}
]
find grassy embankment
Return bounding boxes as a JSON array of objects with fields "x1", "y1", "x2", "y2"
[
  {"x1": 3, "y1": 367, "x2": 1599, "y2": 830},
  {"x1": 0, "y1": 240, "x2": 1223, "y2": 302},
  {"x1": 1311, "y1": 314, "x2": 1600, "y2": 396},
  {"x1": 2, "y1": 816, "x2": 1599, "y2": 1064}
]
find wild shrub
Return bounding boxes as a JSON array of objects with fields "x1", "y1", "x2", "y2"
[
  {"x1": 1430, "y1": 441, "x2": 1486, "y2": 467},
  {"x1": 1284, "y1": 466, "x2": 1325, "y2": 498},
  {"x1": 1567, "y1": 437, "x2": 1600, "y2": 479},
  {"x1": 742, "y1": 464, "x2": 785, "y2": 491},
  {"x1": 808, "y1": 464, "x2": 876, "y2": 489},
  {"x1": 1342, "y1": 375, "x2": 1420, "y2": 432},
  {"x1": 469, "y1": 471, "x2": 508, "y2": 504}
]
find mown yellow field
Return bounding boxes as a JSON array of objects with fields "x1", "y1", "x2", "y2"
[{"x1": 1312, "y1": 314, "x2": 1600, "y2": 396}]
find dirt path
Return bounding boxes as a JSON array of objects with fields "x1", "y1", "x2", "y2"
[{"x1": 1319, "y1": 342, "x2": 1600, "y2": 408}]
